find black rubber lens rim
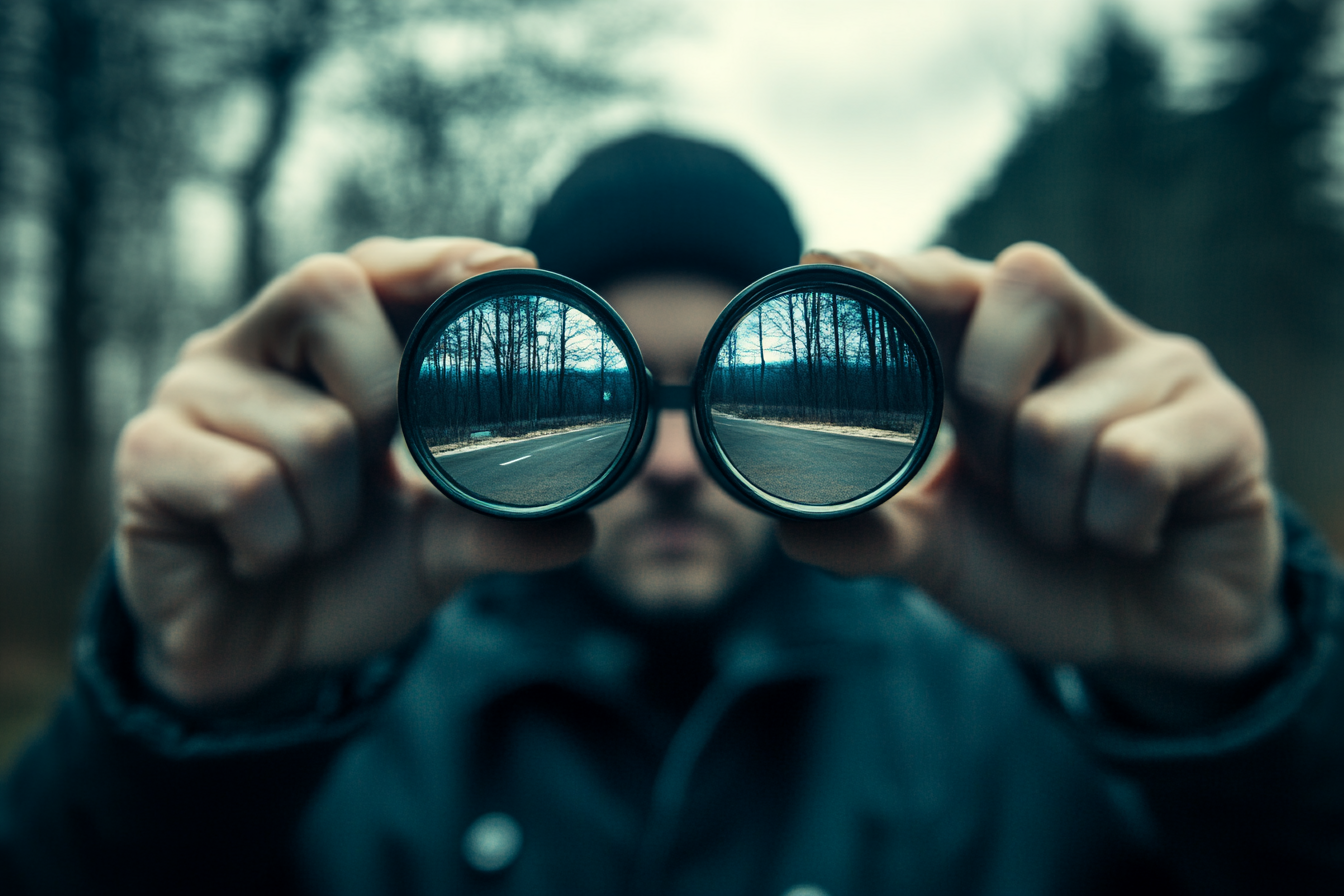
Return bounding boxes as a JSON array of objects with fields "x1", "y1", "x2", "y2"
[{"x1": 398, "y1": 268, "x2": 650, "y2": 518}]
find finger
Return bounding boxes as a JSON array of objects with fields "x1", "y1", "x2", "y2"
[
  {"x1": 1084, "y1": 376, "x2": 1268, "y2": 557},
  {"x1": 388, "y1": 421, "x2": 596, "y2": 601},
  {"x1": 954, "y1": 243, "x2": 1136, "y2": 484},
  {"x1": 801, "y1": 247, "x2": 990, "y2": 367},
  {"x1": 154, "y1": 356, "x2": 361, "y2": 554},
  {"x1": 1010, "y1": 335, "x2": 1201, "y2": 550},
  {"x1": 116, "y1": 408, "x2": 304, "y2": 579},
  {"x1": 418, "y1": 509, "x2": 596, "y2": 595},
  {"x1": 203, "y1": 253, "x2": 401, "y2": 457},
  {"x1": 347, "y1": 236, "x2": 537, "y2": 339},
  {"x1": 779, "y1": 450, "x2": 1122, "y2": 665},
  {"x1": 776, "y1": 446, "x2": 961, "y2": 586},
  {"x1": 801, "y1": 247, "x2": 990, "y2": 311}
]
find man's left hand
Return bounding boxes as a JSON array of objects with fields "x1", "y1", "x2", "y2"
[{"x1": 779, "y1": 243, "x2": 1286, "y2": 728}]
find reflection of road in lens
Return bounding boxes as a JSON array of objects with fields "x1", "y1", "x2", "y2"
[
  {"x1": 710, "y1": 413, "x2": 914, "y2": 504},
  {"x1": 435, "y1": 419, "x2": 630, "y2": 506}
]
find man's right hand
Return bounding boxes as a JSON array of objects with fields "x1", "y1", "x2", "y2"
[{"x1": 113, "y1": 238, "x2": 594, "y2": 707}]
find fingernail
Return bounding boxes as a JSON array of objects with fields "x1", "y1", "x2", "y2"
[{"x1": 466, "y1": 244, "x2": 534, "y2": 270}]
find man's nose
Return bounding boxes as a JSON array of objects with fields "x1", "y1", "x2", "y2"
[{"x1": 641, "y1": 409, "x2": 703, "y2": 485}]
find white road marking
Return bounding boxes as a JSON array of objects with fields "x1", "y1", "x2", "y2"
[
  {"x1": 499, "y1": 455, "x2": 532, "y2": 466},
  {"x1": 586, "y1": 435, "x2": 610, "y2": 441}
]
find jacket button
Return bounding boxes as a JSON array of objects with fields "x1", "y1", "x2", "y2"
[
  {"x1": 783, "y1": 886, "x2": 829, "y2": 896},
  {"x1": 462, "y1": 812, "x2": 523, "y2": 873}
]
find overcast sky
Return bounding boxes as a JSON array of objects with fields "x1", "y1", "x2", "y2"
[
  {"x1": 197, "y1": 0, "x2": 1281, "y2": 316},
  {"x1": 637, "y1": 0, "x2": 1248, "y2": 254}
]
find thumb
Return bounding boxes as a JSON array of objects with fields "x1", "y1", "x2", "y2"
[
  {"x1": 418, "y1": 505, "x2": 596, "y2": 597},
  {"x1": 776, "y1": 448, "x2": 961, "y2": 593},
  {"x1": 346, "y1": 237, "x2": 538, "y2": 340}
]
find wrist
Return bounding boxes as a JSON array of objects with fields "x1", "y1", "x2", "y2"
[{"x1": 1069, "y1": 603, "x2": 1295, "y2": 732}]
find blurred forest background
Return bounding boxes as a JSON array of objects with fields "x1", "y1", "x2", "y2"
[{"x1": 2, "y1": 0, "x2": 1343, "y2": 768}]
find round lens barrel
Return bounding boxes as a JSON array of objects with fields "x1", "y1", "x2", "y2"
[
  {"x1": 691, "y1": 264, "x2": 943, "y2": 519},
  {"x1": 399, "y1": 269, "x2": 650, "y2": 518}
]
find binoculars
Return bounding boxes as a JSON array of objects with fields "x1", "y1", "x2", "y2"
[{"x1": 398, "y1": 264, "x2": 943, "y2": 519}]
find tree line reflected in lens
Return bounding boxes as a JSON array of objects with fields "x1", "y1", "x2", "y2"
[
  {"x1": 412, "y1": 294, "x2": 634, "y2": 507},
  {"x1": 709, "y1": 291, "x2": 928, "y2": 505}
]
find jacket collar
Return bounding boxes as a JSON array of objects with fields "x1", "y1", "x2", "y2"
[{"x1": 459, "y1": 545, "x2": 907, "y2": 691}]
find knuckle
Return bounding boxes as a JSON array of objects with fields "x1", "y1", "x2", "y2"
[
  {"x1": 177, "y1": 328, "x2": 221, "y2": 361},
  {"x1": 1015, "y1": 395, "x2": 1075, "y2": 458},
  {"x1": 922, "y1": 245, "x2": 968, "y2": 266},
  {"x1": 1096, "y1": 427, "x2": 1174, "y2": 496},
  {"x1": 295, "y1": 400, "x2": 358, "y2": 460},
  {"x1": 114, "y1": 412, "x2": 164, "y2": 485},
  {"x1": 151, "y1": 360, "x2": 203, "y2": 406},
  {"x1": 215, "y1": 453, "x2": 286, "y2": 522},
  {"x1": 1154, "y1": 332, "x2": 1212, "y2": 375},
  {"x1": 994, "y1": 241, "x2": 1070, "y2": 282},
  {"x1": 277, "y1": 253, "x2": 370, "y2": 314},
  {"x1": 345, "y1": 235, "x2": 399, "y2": 258},
  {"x1": 992, "y1": 243, "x2": 1114, "y2": 324},
  {"x1": 952, "y1": 373, "x2": 998, "y2": 412},
  {"x1": 116, "y1": 411, "x2": 158, "y2": 459}
]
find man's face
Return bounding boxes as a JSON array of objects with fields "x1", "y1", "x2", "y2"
[{"x1": 583, "y1": 274, "x2": 774, "y2": 615}]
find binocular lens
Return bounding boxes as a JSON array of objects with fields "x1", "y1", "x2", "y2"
[
  {"x1": 399, "y1": 271, "x2": 648, "y2": 517},
  {"x1": 399, "y1": 265, "x2": 942, "y2": 519},
  {"x1": 705, "y1": 290, "x2": 930, "y2": 508}
]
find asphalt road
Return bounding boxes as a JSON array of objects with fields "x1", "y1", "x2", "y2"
[
  {"x1": 435, "y1": 421, "x2": 630, "y2": 506},
  {"x1": 710, "y1": 415, "x2": 914, "y2": 504}
]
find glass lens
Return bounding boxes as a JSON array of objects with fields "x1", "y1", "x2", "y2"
[
  {"x1": 707, "y1": 289, "x2": 928, "y2": 505},
  {"x1": 408, "y1": 292, "x2": 635, "y2": 508}
]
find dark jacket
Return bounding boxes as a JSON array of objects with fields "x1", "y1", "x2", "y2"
[{"x1": 4, "y1": 506, "x2": 1343, "y2": 895}]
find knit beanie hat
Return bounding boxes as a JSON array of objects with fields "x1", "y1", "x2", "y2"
[{"x1": 524, "y1": 132, "x2": 802, "y2": 292}]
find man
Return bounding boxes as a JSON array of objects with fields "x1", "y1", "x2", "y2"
[{"x1": 3, "y1": 132, "x2": 1342, "y2": 894}]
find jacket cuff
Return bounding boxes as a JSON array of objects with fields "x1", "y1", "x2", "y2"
[
  {"x1": 1027, "y1": 499, "x2": 1341, "y2": 764},
  {"x1": 75, "y1": 552, "x2": 423, "y2": 759}
]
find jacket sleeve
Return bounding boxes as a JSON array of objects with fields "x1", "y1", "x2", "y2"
[
  {"x1": 1031, "y1": 501, "x2": 1344, "y2": 895},
  {"x1": 0, "y1": 555, "x2": 422, "y2": 896}
]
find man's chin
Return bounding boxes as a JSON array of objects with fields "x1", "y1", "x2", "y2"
[
  {"x1": 584, "y1": 549, "x2": 739, "y2": 617},
  {"x1": 584, "y1": 500, "x2": 775, "y2": 617}
]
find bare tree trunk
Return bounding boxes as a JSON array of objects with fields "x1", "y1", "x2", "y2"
[
  {"x1": 45, "y1": 0, "x2": 104, "y2": 613},
  {"x1": 862, "y1": 305, "x2": 878, "y2": 415},
  {"x1": 830, "y1": 293, "x2": 842, "y2": 422},
  {"x1": 757, "y1": 306, "x2": 766, "y2": 413},
  {"x1": 787, "y1": 293, "x2": 801, "y2": 410},
  {"x1": 240, "y1": 0, "x2": 330, "y2": 300},
  {"x1": 557, "y1": 304, "x2": 568, "y2": 418}
]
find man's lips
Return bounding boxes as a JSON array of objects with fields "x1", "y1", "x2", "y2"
[{"x1": 630, "y1": 518, "x2": 719, "y2": 555}]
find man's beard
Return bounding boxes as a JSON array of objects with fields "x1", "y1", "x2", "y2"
[{"x1": 582, "y1": 481, "x2": 773, "y2": 618}]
